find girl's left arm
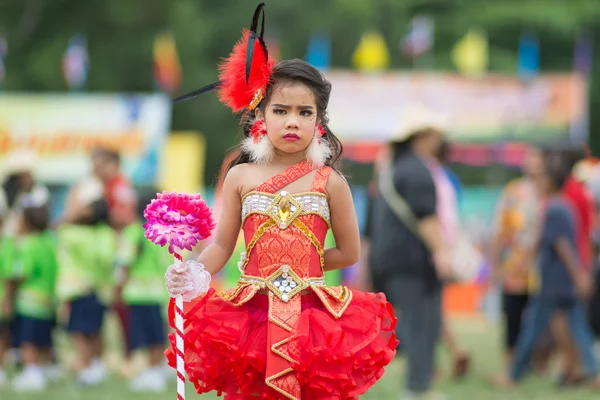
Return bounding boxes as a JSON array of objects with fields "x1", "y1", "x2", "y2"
[{"x1": 323, "y1": 172, "x2": 360, "y2": 271}]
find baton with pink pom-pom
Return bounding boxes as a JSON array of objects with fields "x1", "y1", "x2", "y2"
[{"x1": 143, "y1": 191, "x2": 216, "y2": 400}]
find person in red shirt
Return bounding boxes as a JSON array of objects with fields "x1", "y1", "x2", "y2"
[
  {"x1": 91, "y1": 147, "x2": 138, "y2": 361},
  {"x1": 549, "y1": 148, "x2": 596, "y2": 386},
  {"x1": 563, "y1": 176, "x2": 596, "y2": 274},
  {"x1": 91, "y1": 148, "x2": 137, "y2": 230}
]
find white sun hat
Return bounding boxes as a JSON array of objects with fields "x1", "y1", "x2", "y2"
[{"x1": 391, "y1": 103, "x2": 450, "y2": 143}]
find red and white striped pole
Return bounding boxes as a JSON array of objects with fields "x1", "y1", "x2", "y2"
[{"x1": 173, "y1": 251, "x2": 185, "y2": 400}]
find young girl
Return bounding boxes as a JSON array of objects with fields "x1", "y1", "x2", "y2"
[
  {"x1": 115, "y1": 189, "x2": 170, "y2": 392},
  {"x1": 0, "y1": 197, "x2": 12, "y2": 387},
  {"x1": 56, "y1": 177, "x2": 114, "y2": 386},
  {"x1": 5, "y1": 193, "x2": 58, "y2": 392},
  {"x1": 164, "y1": 4, "x2": 397, "y2": 399}
]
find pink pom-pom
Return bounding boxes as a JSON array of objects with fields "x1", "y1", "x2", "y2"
[{"x1": 143, "y1": 191, "x2": 216, "y2": 255}]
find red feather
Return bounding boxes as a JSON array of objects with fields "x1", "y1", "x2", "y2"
[
  {"x1": 317, "y1": 124, "x2": 327, "y2": 137},
  {"x1": 250, "y1": 119, "x2": 266, "y2": 143},
  {"x1": 217, "y1": 29, "x2": 275, "y2": 113}
]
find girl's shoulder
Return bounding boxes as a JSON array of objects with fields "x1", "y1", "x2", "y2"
[
  {"x1": 226, "y1": 163, "x2": 275, "y2": 195},
  {"x1": 324, "y1": 169, "x2": 349, "y2": 196},
  {"x1": 225, "y1": 163, "x2": 255, "y2": 182}
]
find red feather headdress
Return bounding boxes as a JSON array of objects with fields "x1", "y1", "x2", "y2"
[{"x1": 173, "y1": 3, "x2": 275, "y2": 114}]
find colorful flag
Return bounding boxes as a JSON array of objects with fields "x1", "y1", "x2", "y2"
[
  {"x1": 401, "y1": 16, "x2": 434, "y2": 58},
  {"x1": 574, "y1": 32, "x2": 593, "y2": 76},
  {"x1": 352, "y1": 31, "x2": 390, "y2": 72},
  {"x1": 153, "y1": 31, "x2": 182, "y2": 94},
  {"x1": 305, "y1": 33, "x2": 331, "y2": 71},
  {"x1": 451, "y1": 28, "x2": 488, "y2": 77},
  {"x1": 62, "y1": 34, "x2": 89, "y2": 90},
  {"x1": 570, "y1": 32, "x2": 593, "y2": 142},
  {"x1": 517, "y1": 33, "x2": 539, "y2": 80}
]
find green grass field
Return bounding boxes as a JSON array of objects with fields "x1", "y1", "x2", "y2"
[{"x1": 2, "y1": 315, "x2": 599, "y2": 400}]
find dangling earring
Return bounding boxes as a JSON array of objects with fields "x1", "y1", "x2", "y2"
[
  {"x1": 306, "y1": 123, "x2": 332, "y2": 167},
  {"x1": 241, "y1": 119, "x2": 275, "y2": 165}
]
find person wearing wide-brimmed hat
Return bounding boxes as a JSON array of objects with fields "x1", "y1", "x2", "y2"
[{"x1": 368, "y1": 103, "x2": 452, "y2": 399}]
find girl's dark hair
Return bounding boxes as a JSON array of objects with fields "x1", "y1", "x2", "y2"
[
  {"x1": 91, "y1": 147, "x2": 121, "y2": 166},
  {"x1": 540, "y1": 143, "x2": 585, "y2": 173},
  {"x1": 136, "y1": 185, "x2": 160, "y2": 220},
  {"x1": 543, "y1": 151, "x2": 572, "y2": 191},
  {"x1": 73, "y1": 199, "x2": 110, "y2": 226},
  {"x1": 88, "y1": 199, "x2": 110, "y2": 225},
  {"x1": 22, "y1": 205, "x2": 50, "y2": 232},
  {"x1": 391, "y1": 140, "x2": 411, "y2": 162},
  {"x1": 226, "y1": 59, "x2": 343, "y2": 172},
  {"x1": 390, "y1": 129, "x2": 438, "y2": 163},
  {"x1": 3, "y1": 174, "x2": 23, "y2": 208},
  {"x1": 437, "y1": 140, "x2": 451, "y2": 165}
]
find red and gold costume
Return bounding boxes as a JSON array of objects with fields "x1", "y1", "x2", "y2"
[{"x1": 165, "y1": 161, "x2": 397, "y2": 399}]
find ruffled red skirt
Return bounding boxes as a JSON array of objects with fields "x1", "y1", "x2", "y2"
[{"x1": 165, "y1": 288, "x2": 398, "y2": 399}]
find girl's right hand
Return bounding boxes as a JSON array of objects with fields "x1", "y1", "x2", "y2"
[{"x1": 165, "y1": 260, "x2": 212, "y2": 301}]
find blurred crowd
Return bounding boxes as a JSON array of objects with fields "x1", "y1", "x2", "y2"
[
  {"x1": 0, "y1": 147, "x2": 172, "y2": 393},
  {"x1": 361, "y1": 105, "x2": 600, "y2": 397},
  {"x1": 1, "y1": 121, "x2": 600, "y2": 397}
]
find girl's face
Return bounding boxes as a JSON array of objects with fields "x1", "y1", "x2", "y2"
[{"x1": 256, "y1": 83, "x2": 319, "y2": 156}]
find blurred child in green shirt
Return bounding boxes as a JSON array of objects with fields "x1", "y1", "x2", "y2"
[
  {"x1": 114, "y1": 190, "x2": 170, "y2": 393},
  {"x1": 0, "y1": 200, "x2": 13, "y2": 387},
  {"x1": 55, "y1": 177, "x2": 115, "y2": 386},
  {"x1": 5, "y1": 194, "x2": 58, "y2": 392}
]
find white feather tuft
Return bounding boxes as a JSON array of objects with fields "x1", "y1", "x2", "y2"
[
  {"x1": 305, "y1": 137, "x2": 332, "y2": 167},
  {"x1": 241, "y1": 135, "x2": 274, "y2": 165}
]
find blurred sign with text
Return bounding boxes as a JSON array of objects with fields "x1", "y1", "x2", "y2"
[
  {"x1": 0, "y1": 93, "x2": 171, "y2": 185},
  {"x1": 326, "y1": 72, "x2": 587, "y2": 143}
]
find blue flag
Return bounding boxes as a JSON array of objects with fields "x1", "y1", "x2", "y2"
[
  {"x1": 306, "y1": 33, "x2": 330, "y2": 71},
  {"x1": 518, "y1": 33, "x2": 539, "y2": 80},
  {"x1": 62, "y1": 34, "x2": 89, "y2": 90}
]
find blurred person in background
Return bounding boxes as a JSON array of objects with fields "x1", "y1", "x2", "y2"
[
  {"x1": 561, "y1": 147, "x2": 596, "y2": 277},
  {"x1": 90, "y1": 147, "x2": 137, "y2": 231},
  {"x1": 493, "y1": 151, "x2": 599, "y2": 389},
  {"x1": 490, "y1": 147, "x2": 543, "y2": 367},
  {"x1": 438, "y1": 141, "x2": 463, "y2": 204},
  {"x1": 435, "y1": 140, "x2": 471, "y2": 380},
  {"x1": 547, "y1": 146, "x2": 597, "y2": 386},
  {"x1": 55, "y1": 176, "x2": 115, "y2": 386},
  {"x1": 369, "y1": 104, "x2": 452, "y2": 400},
  {"x1": 0, "y1": 189, "x2": 11, "y2": 387},
  {"x1": 580, "y1": 162, "x2": 600, "y2": 338},
  {"x1": 360, "y1": 144, "x2": 392, "y2": 293},
  {"x1": 0, "y1": 149, "x2": 50, "y2": 237},
  {"x1": 114, "y1": 187, "x2": 171, "y2": 393},
  {"x1": 3, "y1": 192, "x2": 58, "y2": 392},
  {"x1": 90, "y1": 147, "x2": 137, "y2": 361},
  {"x1": 0, "y1": 150, "x2": 51, "y2": 384}
]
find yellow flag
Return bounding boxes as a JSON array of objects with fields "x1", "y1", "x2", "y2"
[
  {"x1": 451, "y1": 28, "x2": 488, "y2": 77},
  {"x1": 352, "y1": 31, "x2": 390, "y2": 72},
  {"x1": 159, "y1": 132, "x2": 205, "y2": 194}
]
